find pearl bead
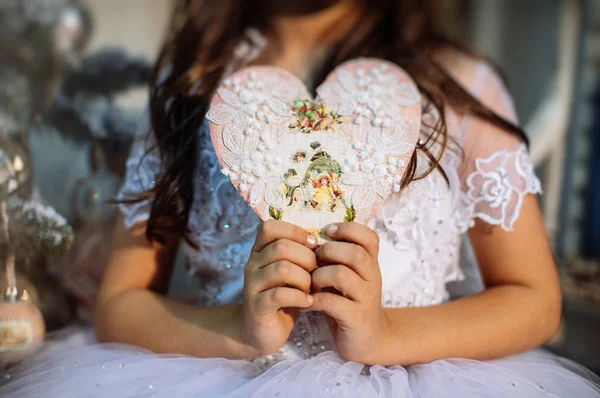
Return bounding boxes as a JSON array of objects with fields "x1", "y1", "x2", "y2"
[
  {"x1": 357, "y1": 92, "x2": 370, "y2": 104},
  {"x1": 253, "y1": 164, "x2": 265, "y2": 176},
  {"x1": 244, "y1": 103, "x2": 258, "y2": 114},
  {"x1": 239, "y1": 90, "x2": 252, "y2": 103},
  {"x1": 241, "y1": 160, "x2": 253, "y2": 172},
  {"x1": 372, "y1": 151, "x2": 385, "y2": 164},
  {"x1": 368, "y1": 98, "x2": 382, "y2": 110},
  {"x1": 374, "y1": 164, "x2": 387, "y2": 177},
  {"x1": 251, "y1": 152, "x2": 263, "y2": 164},
  {"x1": 361, "y1": 159, "x2": 375, "y2": 173},
  {"x1": 392, "y1": 183, "x2": 401, "y2": 192}
]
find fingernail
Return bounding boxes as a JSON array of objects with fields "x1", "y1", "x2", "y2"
[
  {"x1": 306, "y1": 294, "x2": 314, "y2": 305},
  {"x1": 307, "y1": 234, "x2": 317, "y2": 247},
  {"x1": 326, "y1": 224, "x2": 338, "y2": 236}
]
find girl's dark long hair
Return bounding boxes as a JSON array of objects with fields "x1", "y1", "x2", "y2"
[{"x1": 141, "y1": 0, "x2": 527, "y2": 246}]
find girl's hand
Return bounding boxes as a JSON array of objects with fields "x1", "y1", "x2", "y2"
[
  {"x1": 310, "y1": 222, "x2": 389, "y2": 364},
  {"x1": 240, "y1": 220, "x2": 318, "y2": 356}
]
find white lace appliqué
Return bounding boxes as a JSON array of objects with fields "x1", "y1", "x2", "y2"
[
  {"x1": 317, "y1": 64, "x2": 420, "y2": 125},
  {"x1": 341, "y1": 125, "x2": 414, "y2": 209},
  {"x1": 207, "y1": 72, "x2": 298, "y2": 210},
  {"x1": 463, "y1": 144, "x2": 541, "y2": 231}
]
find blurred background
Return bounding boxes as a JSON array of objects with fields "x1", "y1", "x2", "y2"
[{"x1": 0, "y1": 0, "x2": 598, "y2": 373}]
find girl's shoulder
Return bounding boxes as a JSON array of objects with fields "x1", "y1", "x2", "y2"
[{"x1": 431, "y1": 47, "x2": 516, "y2": 122}]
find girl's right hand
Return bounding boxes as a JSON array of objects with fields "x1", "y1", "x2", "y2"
[{"x1": 240, "y1": 220, "x2": 318, "y2": 356}]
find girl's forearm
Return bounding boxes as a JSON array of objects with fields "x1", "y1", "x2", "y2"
[
  {"x1": 374, "y1": 284, "x2": 561, "y2": 366},
  {"x1": 94, "y1": 289, "x2": 253, "y2": 359}
]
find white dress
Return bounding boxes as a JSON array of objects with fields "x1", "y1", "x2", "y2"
[{"x1": 1, "y1": 55, "x2": 599, "y2": 397}]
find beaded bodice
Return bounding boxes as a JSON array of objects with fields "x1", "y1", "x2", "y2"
[{"x1": 117, "y1": 57, "x2": 540, "y2": 367}]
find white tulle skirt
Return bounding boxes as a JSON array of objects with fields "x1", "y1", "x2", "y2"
[{"x1": 1, "y1": 326, "x2": 599, "y2": 398}]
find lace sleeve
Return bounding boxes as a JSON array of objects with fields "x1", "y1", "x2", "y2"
[
  {"x1": 458, "y1": 62, "x2": 541, "y2": 231},
  {"x1": 116, "y1": 107, "x2": 161, "y2": 229}
]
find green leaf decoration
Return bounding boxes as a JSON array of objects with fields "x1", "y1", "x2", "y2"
[
  {"x1": 283, "y1": 169, "x2": 297, "y2": 179},
  {"x1": 344, "y1": 205, "x2": 356, "y2": 222},
  {"x1": 269, "y1": 206, "x2": 283, "y2": 221},
  {"x1": 310, "y1": 141, "x2": 321, "y2": 150}
]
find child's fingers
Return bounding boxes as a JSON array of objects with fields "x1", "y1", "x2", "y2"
[
  {"x1": 323, "y1": 222, "x2": 379, "y2": 260},
  {"x1": 309, "y1": 292, "x2": 353, "y2": 323},
  {"x1": 256, "y1": 239, "x2": 317, "y2": 272},
  {"x1": 255, "y1": 287, "x2": 313, "y2": 314},
  {"x1": 315, "y1": 241, "x2": 372, "y2": 281},
  {"x1": 254, "y1": 220, "x2": 317, "y2": 252},
  {"x1": 252, "y1": 261, "x2": 312, "y2": 294},
  {"x1": 311, "y1": 265, "x2": 364, "y2": 301}
]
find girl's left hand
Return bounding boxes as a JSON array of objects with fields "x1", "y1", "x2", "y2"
[{"x1": 310, "y1": 222, "x2": 389, "y2": 364}]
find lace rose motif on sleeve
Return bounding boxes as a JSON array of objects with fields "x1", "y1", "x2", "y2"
[
  {"x1": 116, "y1": 142, "x2": 161, "y2": 229},
  {"x1": 463, "y1": 144, "x2": 541, "y2": 231}
]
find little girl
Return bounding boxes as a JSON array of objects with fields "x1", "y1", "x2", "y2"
[{"x1": 2, "y1": 1, "x2": 600, "y2": 397}]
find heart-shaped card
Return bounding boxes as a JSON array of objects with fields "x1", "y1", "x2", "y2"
[{"x1": 207, "y1": 58, "x2": 421, "y2": 240}]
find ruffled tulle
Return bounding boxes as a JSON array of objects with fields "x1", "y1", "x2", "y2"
[{"x1": 1, "y1": 327, "x2": 599, "y2": 398}]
